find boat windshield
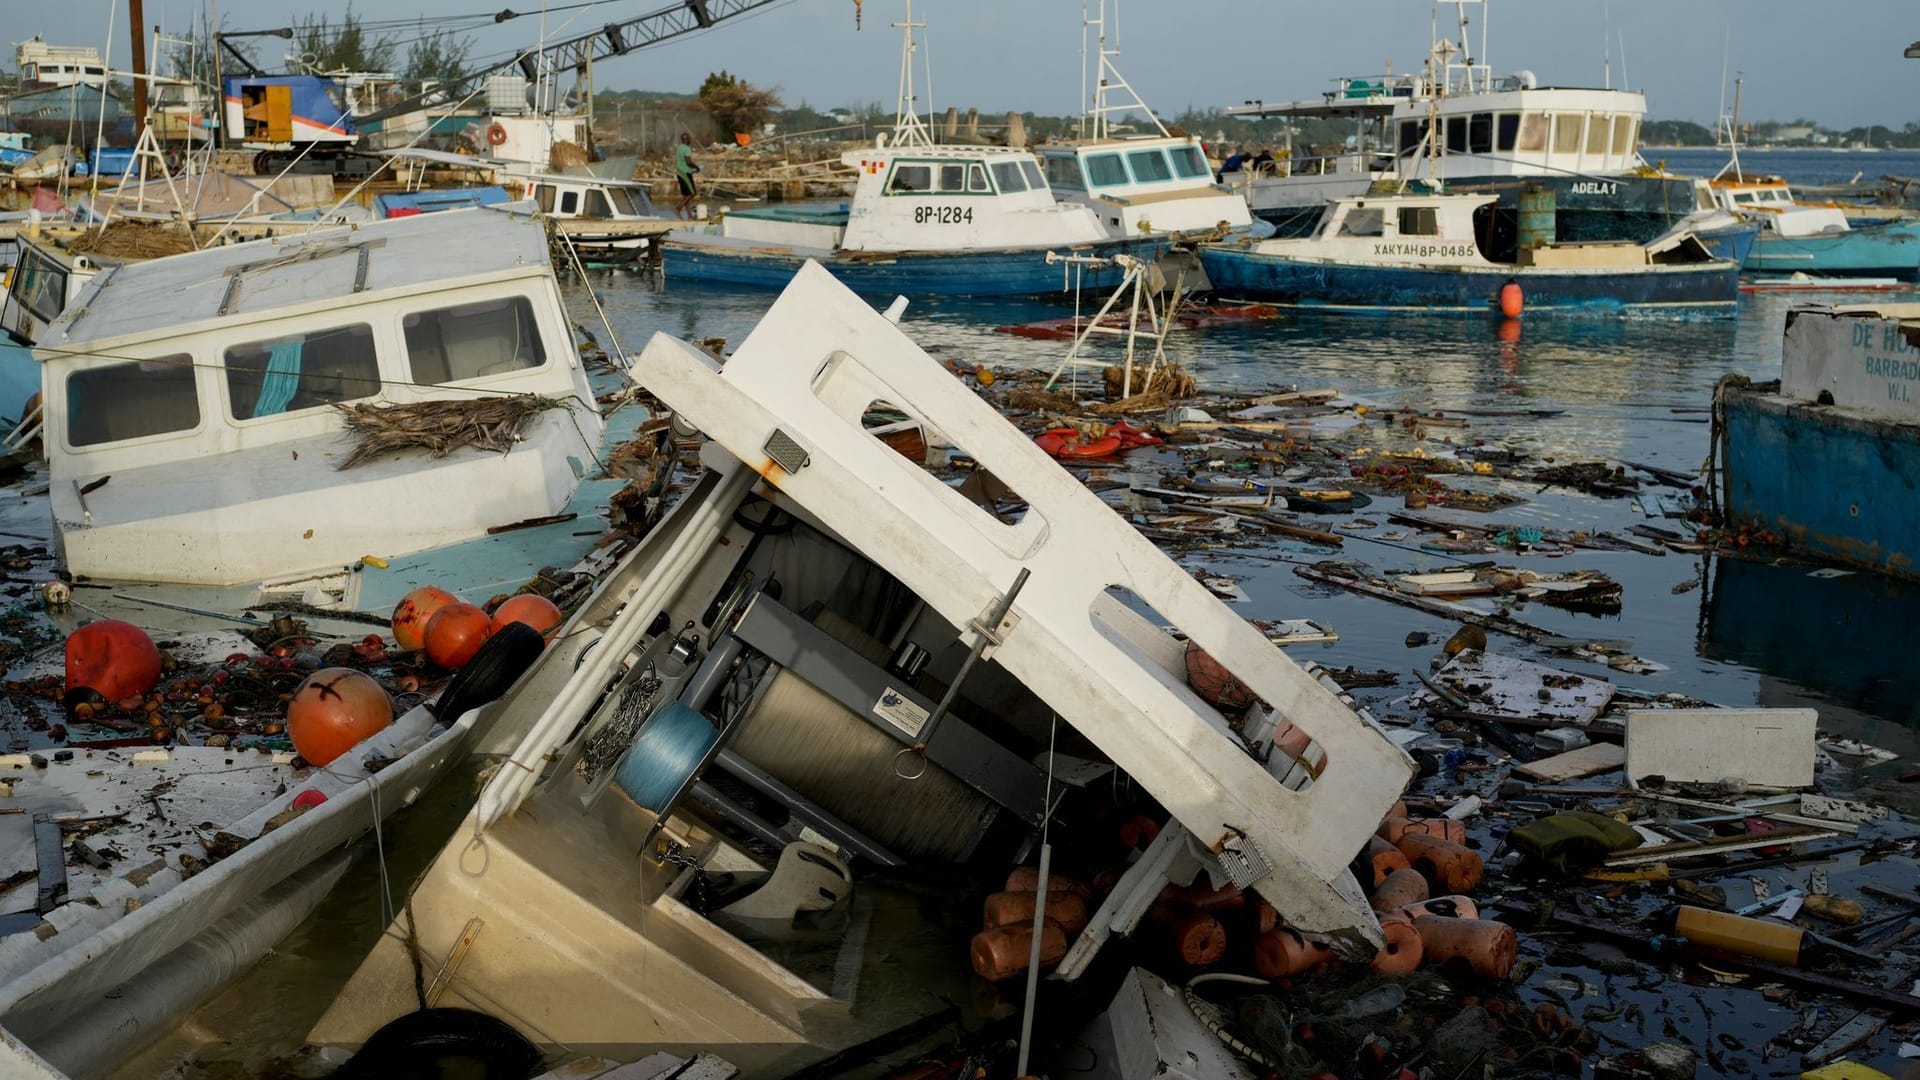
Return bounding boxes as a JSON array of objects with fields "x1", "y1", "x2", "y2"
[
  {"x1": 990, "y1": 161, "x2": 1028, "y2": 193},
  {"x1": 1020, "y1": 160, "x2": 1045, "y2": 190},
  {"x1": 10, "y1": 249, "x2": 67, "y2": 324},
  {"x1": 1170, "y1": 144, "x2": 1210, "y2": 180},
  {"x1": 404, "y1": 295, "x2": 547, "y2": 384},
  {"x1": 66, "y1": 354, "x2": 200, "y2": 448},
  {"x1": 607, "y1": 185, "x2": 652, "y2": 216}
]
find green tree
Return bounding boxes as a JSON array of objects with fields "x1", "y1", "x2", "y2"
[
  {"x1": 404, "y1": 26, "x2": 473, "y2": 85},
  {"x1": 294, "y1": 4, "x2": 397, "y2": 74},
  {"x1": 697, "y1": 70, "x2": 782, "y2": 137}
]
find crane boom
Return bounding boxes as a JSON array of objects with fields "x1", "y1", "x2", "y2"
[{"x1": 484, "y1": 0, "x2": 788, "y2": 82}]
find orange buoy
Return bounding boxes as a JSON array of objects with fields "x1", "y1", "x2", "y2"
[
  {"x1": 1184, "y1": 642, "x2": 1258, "y2": 710},
  {"x1": 1412, "y1": 916, "x2": 1518, "y2": 980},
  {"x1": 286, "y1": 667, "x2": 395, "y2": 767},
  {"x1": 1498, "y1": 280, "x2": 1524, "y2": 318},
  {"x1": 391, "y1": 586, "x2": 459, "y2": 652},
  {"x1": 1365, "y1": 835, "x2": 1412, "y2": 889},
  {"x1": 64, "y1": 620, "x2": 163, "y2": 709},
  {"x1": 1004, "y1": 868, "x2": 1093, "y2": 900},
  {"x1": 1369, "y1": 867, "x2": 1431, "y2": 913},
  {"x1": 1401, "y1": 895, "x2": 1480, "y2": 921},
  {"x1": 982, "y1": 890, "x2": 1090, "y2": 935},
  {"x1": 970, "y1": 919, "x2": 1067, "y2": 981},
  {"x1": 1163, "y1": 908, "x2": 1228, "y2": 967},
  {"x1": 490, "y1": 594, "x2": 564, "y2": 639},
  {"x1": 1253, "y1": 928, "x2": 1333, "y2": 979},
  {"x1": 1378, "y1": 817, "x2": 1467, "y2": 845},
  {"x1": 424, "y1": 602, "x2": 495, "y2": 670},
  {"x1": 1371, "y1": 912, "x2": 1424, "y2": 977},
  {"x1": 1395, "y1": 832, "x2": 1483, "y2": 894}
]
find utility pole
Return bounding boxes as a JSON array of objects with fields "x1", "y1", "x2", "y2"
[{"x1": 130, "y1": 0, "x2": 148, "y2": 138}]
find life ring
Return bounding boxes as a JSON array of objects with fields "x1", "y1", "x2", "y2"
[{"x1": 487, "y1": 122, "x2": 508, "y2": 147}]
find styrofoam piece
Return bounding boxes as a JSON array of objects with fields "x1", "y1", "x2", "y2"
[{"x1": 1625, "y1": 708, "x2": 1818, "y2": 789}]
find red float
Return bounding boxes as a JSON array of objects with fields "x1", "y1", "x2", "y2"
[
  {"x1": 64, "y1": 620, "x2": 163, "y2": 709},
  {"x1": 391, "y1": 586, "x2": 459, "y2": 652},
  {"x1": 287, "y1": 668, "x2": 394, "y2": 767},
  {"x1": 490, "y1": 594, "x2": 564, "y2": 639},
  {"x1": 425, "y1": 602, "x2": 495, "y2": 670}
]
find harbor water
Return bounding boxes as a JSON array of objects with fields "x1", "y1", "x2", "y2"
[{"x1": 117, "y1": 149, "x2": 1920, "y2": 1078}]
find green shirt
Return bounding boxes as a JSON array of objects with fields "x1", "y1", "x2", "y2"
[{"x1": 675, "y1": 144, "x2": 696, "y2": 177}]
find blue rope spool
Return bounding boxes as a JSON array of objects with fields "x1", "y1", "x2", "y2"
[{"x1": 614, "y1": 701, "x2": 721, "y2": 813}]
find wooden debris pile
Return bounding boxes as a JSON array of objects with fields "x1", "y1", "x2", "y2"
[{"x1": 334, "y1": 395, "x2": 566, "y2": 470}]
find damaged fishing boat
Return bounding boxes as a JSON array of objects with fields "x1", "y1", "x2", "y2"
[
  {"x1": 305, "y1": 261, "x2": 1413, "y2": 1073},
  {"x1": 1198, "y1": 191, "x2": 1740, "y2": 315},
  {"x1": 31, "y1": 207, "x2": 605, "y2": 587}
]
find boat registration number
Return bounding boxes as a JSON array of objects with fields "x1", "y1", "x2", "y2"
[{"x1": 915, "y1": 206, "x2": 975, "y2": 225}]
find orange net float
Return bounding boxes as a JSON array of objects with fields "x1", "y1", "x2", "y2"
[
  {"x1": 1003, "y1": 867, "x2": 1093, "y2": 900},
  {"x1": 970, "y1": 919, "x2": 1067, "y2": 981},
  {"x1": 287, "y1": 667, "x2": 395, "y2": 767},
  {"x1": 1369, "y1": 867, "x2": 1431, "y2": 914},
  {"x1": 1363, "y1": 835, "x2": 1412, "y2": 889},
  {"x1": 490, "y1": 594, "x2": 564, "y2": 640},
  {"x1": 1412, "y1": 916, "x2": 1518, "y2": 980},
  {"x1": 1400, "y1": 895, "x2": 1480, "y2": 921},
  {"x1": 1149, "y1": 902, "x2": 1228, "y2": 967},
  {"x1": 63, "y1": 619, "x2": 162, "y2": 710},
  {"x1": 1395, "y1": 832, "x2": 1484, "y2": 894},
  {"x1": 391, "y1": 586, "x2": 458, "y2": 652},
  {"x1": 1377, "y1": 817, "x2": 1468, "y2": 845},
  {"x1": 425, "y1": 602, "x2": 495, "y2": 670},
  {"x1": 1252, "y1": 927, "x2": 1333, "y2": 979},
  {"x1": 1370, "y1": 912, "x2": 1425, "y2": 977},
  {"x1": 981, "y1": 890, "x2": 1090, "y2": 935}
]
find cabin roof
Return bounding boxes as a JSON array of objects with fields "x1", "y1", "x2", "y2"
[{"x1": 45, "y1": 208, "x2": 549, "y2": 350}]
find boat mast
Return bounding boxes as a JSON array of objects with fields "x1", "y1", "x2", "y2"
[
  {"x1": 1084, "y1": 0, "x2": 1168, "y2": 142},
  {"x1": 889, "y1": 0, "x2": 934, "y2": 147}
]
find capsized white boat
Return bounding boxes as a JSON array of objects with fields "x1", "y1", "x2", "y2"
[
  {"x1": 307, "y1": 261, "x2": 1413, "y2": 1073},
  {"x1": 32, "y1": 208, "x2": 606, "y2": 587}
]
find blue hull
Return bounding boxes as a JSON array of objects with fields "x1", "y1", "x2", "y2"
[
  {"x1": 1700, "y1": 219, "x2": 1761, "y2": 267},
  {"x1": 1719, "y1": 387, "x2": 1920, "y2": 580},
  {"x1": 661, "y1": 238, "x2": 1170, "y2": 298},
  {"x1": 1196, "y1": 247, "x2": 1739, "y2": 315},
  {"x1": 1745, "y1": 218, "x2": 1920, "y2": 280}
]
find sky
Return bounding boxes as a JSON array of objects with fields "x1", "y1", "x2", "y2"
[{"x1": 20, "y1": 0, "x2": 1920, "y2": 130}]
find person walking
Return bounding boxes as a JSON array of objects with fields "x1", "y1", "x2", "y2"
[{"x1": 674, "y1": 132, "x2": 701, "y2": 220}]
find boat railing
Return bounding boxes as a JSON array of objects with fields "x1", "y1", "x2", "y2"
[{"x1": 1324, "y1": 74, "x2": 1420, "y2": 103}]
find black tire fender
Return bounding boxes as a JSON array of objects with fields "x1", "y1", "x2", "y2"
[
  {"x1": 332, "y1": 1007, "x2": 542, "y2": 1079},
  {"x1": 432, "y1": 621, "x2": 546, "y2": 723}
]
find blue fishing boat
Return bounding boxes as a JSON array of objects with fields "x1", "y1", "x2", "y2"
[
  {"x1": 1197, "y1": 191, "x2": 1739, "y2": 315},
  {"x1": 661, "y1": 1, "x2": 1167, "y2": 298},
  {"x1": 1710, "y1": 173, "x2": 1920, "y2": 280},
  {"x1": 1714, "y1": 304, "x2": 1920, "y2": 580}
]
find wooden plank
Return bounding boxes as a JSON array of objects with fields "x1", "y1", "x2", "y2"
[
  {"x1": 1604, "y1": 826, "x2": 1842, "y2": 867},
  {"x1": 1514, "y1": 742, "x2": 1627, "y2": 782}
]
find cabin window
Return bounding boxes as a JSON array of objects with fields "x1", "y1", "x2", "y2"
[
  {"x1": 968, "y1": 164, "x2": 992, "y2": 192},
  {"x1": 225, "y1": 324, "x2": 379, "y2": 421},
  {"x1": 1552, "y1": 114, "x2": 1583, "y2": 155},
  {"x1": 1445, "y1": 116, "x2": 1468, "y2": 153},
  {"x1": 1468, "y1": 113, "x2": 1494, "y2": 154},
  {"x1": 1021, "y1": 160, "x2": 1045, "y2": 190},
  {"x1": 1171, "y1": 144, "x2": 1210, "y2": 180},
  {"x1": 404, "y1": 295, "x2": 547, "y2": 384},
  {"x1": 991, "y1": 160, "x2": 1030, "y2": 193},
  {"x1": 1398, "y1": 120, "x2": 1427, "y2": 156},
  {"x1": 1126, "y1": 149, "x2": 1173, "y2": 183},
  {"x1": 1733, "y1": 191, "x2": 1755, "y2": 204},
  {"x1": 1045, "y1": 155, "x2": 1085, "y2": 189},
  {"x1": 608, "y1": 186, "x2": 651, "y2": 215},
  {"x1": 582, "y1": 189, "x2": 613, "y2": 219},
  {"x1": 1398, "y1": 206, "x2": 1438, "y2": 236},
  {"x1": 1337, "y1": 207, "x2": 1384, "y2": 237},
  {"x1": 558, "y1": 190, "x2": 580, "y2": 215},
  {"x1": 1612, "y1": 116, "x2": 1636, "y2": 156},
  {"x1": 1586, "y1": 114, "x2": 1610, "y2": 155},
  {"x1": 1084, "y1": 152, "x2": 1129, "y2": 188},
  {"x1": 886, "y1": 164, "x2": 932, "y2": 193},
  {"x1": 1516, "y1": 113, "x2": 1548, "y2": 152},
  {"x1": 532, "y1": 184, "x2": 554, "y2": 213},
  {"x1": 66, "y1": 354, "x2": 200, "y2": 447},
  {"x1": 11, "y1": 250, "x2": 67, "y2": 324},
  {"x1": 938, "y1": 164, "x2": 967, "y2": 192},
  {"x1": 1495, "y1": 113, "x2": 1520, "y2": 152}
]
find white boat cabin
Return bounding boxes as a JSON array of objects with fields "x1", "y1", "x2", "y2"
[
  {"x1": 1, "y1": 236, "x2": 106, "y2": 346},
  {"x1": 34, "y1": 209, "x2": 605, "y2": 585},
  {"x1": 1037, "y1": 134, "x2": 1253, "y2": 238},
  {"x1": 1709, "y1": 175, "x2": 1848, "y2": 237},
  {"x1": 510, "y1": 172, "x2": 657, "y2": 223},
  {"x1": 16, "y1": 39, "x2": 109, "y2": 91},
  {"x1": 708, "y1": 143, "x2": 1108, "y2": 253}
]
